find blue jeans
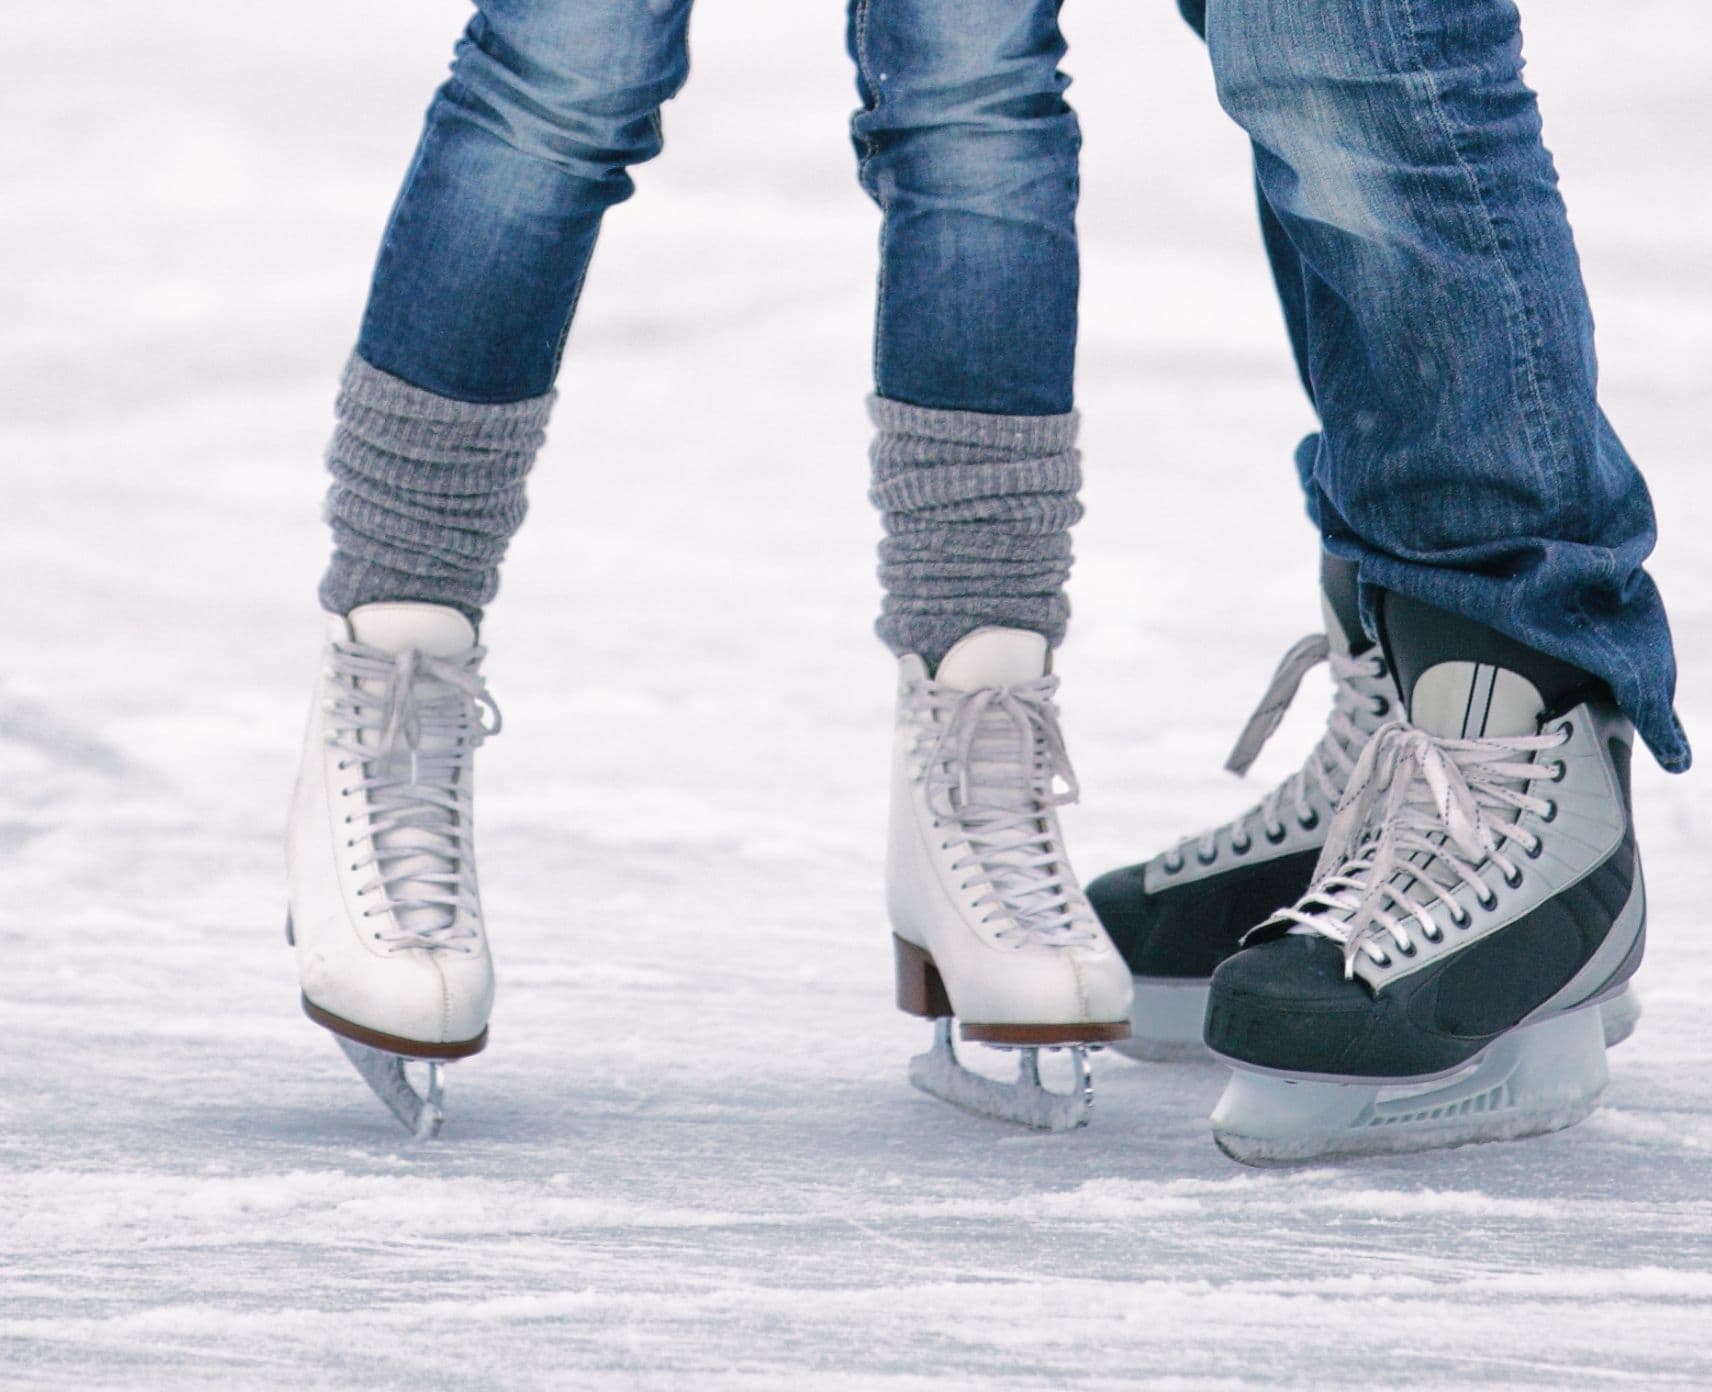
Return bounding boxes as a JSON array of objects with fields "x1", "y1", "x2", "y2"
[
  {"x1": 1179, "y1": 0, "x2": 1687, "y2": 772},
  {"x1": 355, "y1": 0, "x2": 1077, "y2": 415}
]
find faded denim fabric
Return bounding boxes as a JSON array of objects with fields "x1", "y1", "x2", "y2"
[
  {"x1": 356, "y1": 0, "x2": 1079, "y2": 417},
  {"x1": 848, "y1": 0, "x2": 1079, "y2": 415},
  {"x1": 328, "y1": 0, "x2": 1085, "y2": 632},
  {"x1": 1180, "y1": 0, "x2": 1687, "y2": 771}
]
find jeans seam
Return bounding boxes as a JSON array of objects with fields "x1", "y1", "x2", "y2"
[
  {"x1": 1393, "y1": 0, "x2": 1564, "y2": 519},
  {"x1": 850, "y1": 0, "x2": 889, "y2": 392}
]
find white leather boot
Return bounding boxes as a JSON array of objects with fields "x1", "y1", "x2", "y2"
[
  {"x1": 286, "y1": 602, "x2": 500, "y2": 1134},
  {"x1": 887, "y1": 627, "x2": 1131, "y2": 1129}
]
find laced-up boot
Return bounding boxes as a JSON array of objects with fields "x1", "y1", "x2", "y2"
[
  {"x1": 286, "y1": 602, "x2": 501, "y2": 1136},
  {"x1": 1204, "y1": 592, "x2": 1645, "y2": 1164},
  {"x1": 888, "y1": 627, "x2": 1132, "y2": 1130},
  {"x1": 1087, "y1": 556, "x2": 1397, "y2": 1058}
]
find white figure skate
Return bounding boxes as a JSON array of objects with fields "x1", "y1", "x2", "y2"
[
  {"x1": 888, "y1": 628, "x2": 1132, "y2": 1130},
  {"x1": 286, "y1": 602, "x2": 500, "y2": 1137}
]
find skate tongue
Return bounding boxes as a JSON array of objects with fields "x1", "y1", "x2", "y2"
[
  {"x1": 934, "y1": 628, "x2": 1049, "y2": 691},
  {"x1": 1408, "y1": 661, "x2": 1544, "y2": 740},
  {"x1": 348, "y1": 603, "x2": 475, "y2": 659},
  {"x1": 341, "y1": 604, "x2": 482, "y2": 943},
  {"x1": 1380, "y1": 592, "x2": 1595, "y2": 741},
  {"x1": 1320, "y1": 554, "x2": 1370, "y2": 658}
]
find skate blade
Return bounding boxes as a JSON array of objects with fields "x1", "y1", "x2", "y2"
[
  {"x1": 1600, "y1": 985, "x2": 1641, "y2": 1049},
  {"x1": 908, "y1": 1019, "x2": 1093, "y2": 1132},
  {"x1": 1112, "y1": 978, "x2": 1212, "y2": 1064},
  {"x1": 335, "y1": 1037, "x2": 446, "y2": 1140},
  {"x1": 1209, "y1": 1006, "x2": 1608, "y2": 1166}
]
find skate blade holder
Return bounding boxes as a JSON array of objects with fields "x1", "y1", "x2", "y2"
[
  {"x1": 909, "y1": 1019, "x2": 1097, "y2": 1133},
  {"x1": 1209, "y1": 1006, "x2": 1610, "y2": 1165},
  {"x1": 336, "y1": 1037, "x2": 447, "y2": 1140}
]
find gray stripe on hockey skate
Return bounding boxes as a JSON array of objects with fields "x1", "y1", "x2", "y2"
[{"x1": 1462, "y1": 663, "x2": 1497, "y2": 739}]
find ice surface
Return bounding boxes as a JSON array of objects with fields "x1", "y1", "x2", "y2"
[{"x1": 3, "y1": 1, "x2": 1709, "y2": 1387}]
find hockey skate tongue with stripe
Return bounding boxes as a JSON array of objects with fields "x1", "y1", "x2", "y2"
[{"x1": 1272, "y1": 657, "x2": 1559, "y2": 977}]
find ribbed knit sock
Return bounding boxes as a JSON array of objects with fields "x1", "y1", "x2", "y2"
[
  {"x1": 318, "y1": 354, "x2": 555, "y2": 624},
  {"x1": 868, "y1": 396, "x2": 1082, "y2": 670}
]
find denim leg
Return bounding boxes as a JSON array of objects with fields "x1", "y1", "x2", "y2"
[
  {"x1": 1178, "y1": 3, "x2": 1317, "y2": 473},
  {"x1": 357, "y1": 0, "x2": 693, "y2": 405},
  {"x1": 1203, "y1": 0, "x2": 1688, "y2": 771},
  {"x1": 849, "y1": 0, "x2": 1079, "y2": 416},
  {"x1": 849, "y1": 0, "x2": 1084, "y2": 663}
]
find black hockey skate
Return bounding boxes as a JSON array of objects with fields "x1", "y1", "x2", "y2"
[
  {"x1": 1087, "y1": 557, "x2": 1395, "y2": 1058},
  {"x1": 1205, "y1": 593, "x2": 1645, "y2": 1164}
]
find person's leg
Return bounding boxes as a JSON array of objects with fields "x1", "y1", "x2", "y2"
[
  {"x1": 1081, "y1": 0, "x2": 1394, "y2": 1061},
  {"x1": 849, "y1": 0, "x2": 1134, "y2": 1129},
  {"x1": 1193, "y1": 0, "x2": 1673, "y2": 1160},
  {"x1": 291, "y1": 0, "x2": 693, "y2": 1133},
  {"x1": 850, "y1": 0, "x2": 1083, "y2": 671},
  {"x1": 321, "y1": 0, "x2": 694, "y2": 625},
  {"x1": 1201, "y1": 0, "x2": 1686, "y2": 773}
]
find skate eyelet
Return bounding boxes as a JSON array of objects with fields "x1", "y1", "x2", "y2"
[
  {"x1": 1524, "y1": 838, "x2": 1544, "y2": 860},
  {"x1": 1232, "y1": 836, "x2": 1252, "y2": 855},
  {"x1": 1503, "y1": 866, "x2": 1523, "y2": 889},
  {"x1": 1558, "y1": 719, "x2": 1575, "y2": 741},
  {"x1": 1264, "y1": 826, "x2": 1286, "y2": 845},
  {"x1": 1397, "y1": 942, "x2": 1416, "y2": 958},
  {"x1": 1477, "y1": 890, "x2": 1497, "y2": 911},
  {"x1": 1298, "y1": 811, "x2": 1320, "y2": 832},
  {"x1": 1164, "y1": 856, "x2": 1183, "y2": 874},
  {"x1": 1371, "y1": 697, "x2": 1390, "y2": 717},
  {"x1": 1423, "y1": 928, "x2": 1442, "y2": 944},
  {"x1": 1452, "y1": 909, "x2": 1471, "y2": 928},
  {"x1": 1197, "y1": 848, "x2": 1217, "y2": 867},
  {"x1": 1541, "y1": 799, "x2": 1558, "y2": 823},
  {"x1": 1550, "y1": 762, "x2": 1567, "y2": 783},
  {"x1": 1374, "y1": 954, "x2": 1392, "y2": 968}
]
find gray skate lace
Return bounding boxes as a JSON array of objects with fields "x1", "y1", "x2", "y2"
[
  {"x1": 1266, "y1": 720, "x2": 1568, "y2": 975},
  {"x1": 1162, "y1": 635, "x2": 1391, "y2": 871},
  {"x1": 325, "y1": 641, "x2": 502, "y2": 947},
  {"x1": 911, "y1": 674, "x2": 1097, "y2": 946}
]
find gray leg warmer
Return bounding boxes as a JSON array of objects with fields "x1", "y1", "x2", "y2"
[
  {"x1": 318, "y1": 354, "x2": 555, "y2": 622},
  {"x1": 868, "y1": 396, "x2": 1082, "y2": 669}
]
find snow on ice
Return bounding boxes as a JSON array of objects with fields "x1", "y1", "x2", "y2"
[{"x1": 2, "y1": 1, "x2": 1709, "y2": 1387}]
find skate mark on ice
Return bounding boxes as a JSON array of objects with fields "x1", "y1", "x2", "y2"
[{"x1": 0, "y1": 697, "x2": 132, "y2": 778}]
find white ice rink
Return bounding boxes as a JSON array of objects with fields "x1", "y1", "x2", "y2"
[{"x1": 3, "y1": 2, "x2": 1709, "y2": 1386}]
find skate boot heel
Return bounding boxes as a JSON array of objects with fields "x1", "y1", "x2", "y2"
[{"x1": 893, "y1": 935, "x2": 953, "y2": 1019}]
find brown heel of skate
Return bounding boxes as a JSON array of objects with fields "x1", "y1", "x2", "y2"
[{"x1": 894, "y1": 935, "x2": 953, "y2": 1018}]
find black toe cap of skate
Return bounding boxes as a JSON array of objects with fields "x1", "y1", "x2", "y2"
[
  {"x1": 1206, "y1": 937, "x2": 1390, "y2": 1074},
  {"x1": 1206, "y1": 937, "x2": 1487, "y2": 1078},
  {"x1": 1087, "y1": 849, "x2": 1321, "y2": 982}
]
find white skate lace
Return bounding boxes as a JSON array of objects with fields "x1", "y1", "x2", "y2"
[
  {"x1": 1162, "y1": 635, "x2": 1391, "y2": 871},
  {"x1": 1267, "y1": 720, "x2": 1568, "y2": 975},
  {"x1": 912, "y1": 674, "x2": 1097, "y2": 947},
  {"x1": 325, "y1": 641, "x2": 502, "y2": 947}
]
